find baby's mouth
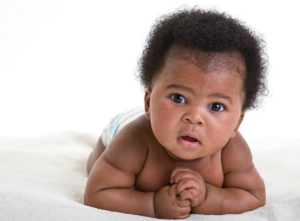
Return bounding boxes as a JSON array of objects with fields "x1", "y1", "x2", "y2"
[
  {"x1": 179, "y1": 135, "x2": 200, "y2": 149},
  {"x1": 181, "y1": 135, "x2": 199, "y2": 142}
]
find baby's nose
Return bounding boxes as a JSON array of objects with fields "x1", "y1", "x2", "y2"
[{"x1": 182, "y1": 109, "x2": 204, "y2": 125}]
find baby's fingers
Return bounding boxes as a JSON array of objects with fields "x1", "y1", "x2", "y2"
[
  {"x1": 175, "y1": 195, "x2": 191, "y2": 208},
  {"x1": 177, "y1": 178, "x2": 199, "y2": 195},
  {"x1": 168, "y1": 183, "x2": 178, "y2": 197},
  {"x1": 171, "y1": 170, "x2": 201, "y2": 185},
  {"x1": 169, "y1": 184, "x2": 191, "y2": 208},
  {"x1": 180, "y1": 188, "x2": 199, "y2": 200},
  {"x1": 170, "y1": 167, "x2": 196, "y2": 184}
]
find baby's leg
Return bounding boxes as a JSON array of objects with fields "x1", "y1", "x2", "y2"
[{"x1": 87, "y1": 136, "x2": 106, "y2": 174}]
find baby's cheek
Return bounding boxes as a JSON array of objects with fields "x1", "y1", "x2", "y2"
[
  {"x1": 154, "y1": 112, "x2": 175, "y2": 130},
  {"x1": 207, "y1": 124, "x2": 229, "y2": 147},
  {"x1": 152, "y1": 117, "x2": 176, "y2": 145}
]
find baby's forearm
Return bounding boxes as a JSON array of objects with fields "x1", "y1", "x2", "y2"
[
  {"x1": 192, "y1": 183, "x2": 265, "y2": 215},
  {"x1": 85, "y1": 188, "x2": 156, "y2": 218}
]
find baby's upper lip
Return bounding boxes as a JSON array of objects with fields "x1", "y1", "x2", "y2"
[{"x1": 180, "y1": 132, "x2": 200, "y2": 142}]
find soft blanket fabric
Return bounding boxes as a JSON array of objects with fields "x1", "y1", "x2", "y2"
[{"x1": 0, "y1": 131, "x2": 299, "y2": 220}]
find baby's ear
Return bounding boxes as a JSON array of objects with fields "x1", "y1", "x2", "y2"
[
  {"x1": 144, "y1": 87, "x2": 152, "y2": 120},
  {"x1": 230, "y1": 110, "x2": 245, "y2": 139}
]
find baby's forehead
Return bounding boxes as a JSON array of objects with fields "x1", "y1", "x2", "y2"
[
  {"x1": 154, "y1": 47, "x2": 246, "y2": 97},
  {"x1": 163, "y1": 45, "x2": 247, "y2": 78}
]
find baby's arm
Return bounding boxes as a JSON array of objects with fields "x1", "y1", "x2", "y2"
[
  {"x1": 84, "y1": 123, "x2": 155, "y2": 217},
  {"x1": 84, "y1": 121, "x2": 190, "y2": 219},
  {"x1": 191, "y1": 132, "x2": 266, "y2": 214}
]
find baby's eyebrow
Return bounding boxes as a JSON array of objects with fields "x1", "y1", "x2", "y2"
[
  {"x1": 165, "y1": 84, "x2": 195, "y2": 95},
  {"x1": 208, "y1": 94, "x2": 233, "y2": 105}
]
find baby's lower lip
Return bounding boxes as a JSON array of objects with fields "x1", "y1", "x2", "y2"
[{"x1": 179, "y1": 136, "x2": 200, "y2": 149}]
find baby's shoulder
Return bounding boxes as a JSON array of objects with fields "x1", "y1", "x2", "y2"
[
  {"x1": 221, "y1": 132, "x2": 254, "y2": 174},
  {"x1": 103, "y1": 115, "x2": 151, "y2": 174},
  {"x1": 114, "y1": 114, "x2": 152, "y2": 147}
]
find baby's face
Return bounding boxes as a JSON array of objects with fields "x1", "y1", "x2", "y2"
[{"x1": 144, "y1": 56, "x2": 245, "y2": 161}]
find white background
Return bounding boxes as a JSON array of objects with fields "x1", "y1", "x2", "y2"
[{"x1": 0, "y1": 0, "x2": 299, "y2": 139}]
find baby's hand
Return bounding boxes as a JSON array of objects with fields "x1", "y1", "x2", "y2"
[
  {"x1": 170, "y1": 166, "x2": 206, "y2": 208},
  {"x1": 154, "y1": 184, "x2": 191, "y2": 219}
]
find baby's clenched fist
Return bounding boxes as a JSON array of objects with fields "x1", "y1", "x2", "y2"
[
  {"x1": 170, "y1": 166, "x2": 206, "y2": 208},
  {"x1": 154, "y1": 183, "x2": 191, "y2": 219}
]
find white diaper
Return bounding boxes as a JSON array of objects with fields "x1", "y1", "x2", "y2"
[{"x1": 101, "y1": 107, "x2": 145, "y2": 147}]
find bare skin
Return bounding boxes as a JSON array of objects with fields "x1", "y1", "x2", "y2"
[{"x1": 84, "y1": 54, "x2": 266, "y2": 219}]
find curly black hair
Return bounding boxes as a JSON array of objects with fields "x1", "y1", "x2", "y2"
[{"x1": 137, "y1": 7, "x2": 268, "y2": 110}]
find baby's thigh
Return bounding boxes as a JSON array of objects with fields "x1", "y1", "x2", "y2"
[{"x1": 87, "y1": 136, "x2": 106, "y2": 174}]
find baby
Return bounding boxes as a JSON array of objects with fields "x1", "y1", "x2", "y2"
[{"x1": 84, "y1": 8, "x2": 267, "y2": 219}]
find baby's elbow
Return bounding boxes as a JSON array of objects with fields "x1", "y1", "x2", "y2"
[
  {"x1": 256, "y1": 194, "x2": 266, "y2": 209},
  {"x1": 259, "y1": 181, "x2": 266, "y2": 207},
  {"x1": 84, "y1": 191, "x2": 93, "y2": 207},
  {"x1": 254, "y1": 183, "x2": 266, "y2": 208},
  {"x1": 258, "y1": 192, "x2": 266, "y2": 208},
  {"x1": 84, "y1": 194, "x2": 89, "y2": 206},
  {"x1": 261, "y1": 199, "x2": 266, "y2": 207},
  {"x1": 84, "y1": 189, "x2": 101, "y2": 208}
]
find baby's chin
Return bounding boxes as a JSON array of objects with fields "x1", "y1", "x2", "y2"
[{"x1": 165, "y1": 149, "x2": 204, "y2": 162}]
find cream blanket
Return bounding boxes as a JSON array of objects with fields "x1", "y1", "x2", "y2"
[{"x1": 0, "y1": 132, "x2": 299, "y2": 220}]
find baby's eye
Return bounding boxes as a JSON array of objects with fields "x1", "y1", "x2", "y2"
[
  {"x1": 171, "y1": 94, "x2": 186, "y2": 103},
  {"x1": 209, "y1": 103, "x2": 225, "y2": 112}
]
